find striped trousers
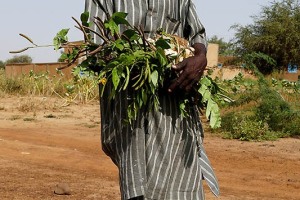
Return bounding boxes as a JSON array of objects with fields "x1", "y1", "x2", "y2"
[{"x1": 100, "y1": 84, "x2": 219, "y2": 200}]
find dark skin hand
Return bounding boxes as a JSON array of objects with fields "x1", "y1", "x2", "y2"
[{"x1": 168, "y1": 43, "x2": 207, "y2": 93}]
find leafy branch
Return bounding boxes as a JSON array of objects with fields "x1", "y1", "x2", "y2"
[{"x1": 10, "y1": 11, "x2": 231, "y2": 128}]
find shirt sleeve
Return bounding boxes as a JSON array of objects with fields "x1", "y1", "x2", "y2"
[{"x1": 186, "y1": 1, "x2": 207, "y2": 47}]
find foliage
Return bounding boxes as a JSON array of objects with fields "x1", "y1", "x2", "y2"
[
  {"x1": 57, "y1": 50, "x2": 66, "y2": 62},
  {"x1": 255, "y1": 84, "x2": 300, "y2": 135},
  {"x1": 54, "y1": 12, "x2": 228, "y2": 128},
  {"x1": 271, "y1": 78, "x2": 300, "y2": 93},
  {"x1": 0, "y1": 61, "x2": 5, "y2": 69},
  {"x1": 5, "y1": 55, "x2": 33, "y2": 64},
  {"x1": 68, "y1": 67, "x2": 99, "y2": 103},
  {"x1": 221, "y1": 111, "x2": 287, "y2": 141},
  {"x1": 53, "y1": 29, "x2": 69, "y2": 51},
  {"x1": 218, "y1": 70, "x2": 300, "y2": 140},
  {"x1": 242, "y1": 52, "x2": 277, "y2": 74},
  {"x1": 231, "y1": 0, "x2": 300, "y2": 73}
]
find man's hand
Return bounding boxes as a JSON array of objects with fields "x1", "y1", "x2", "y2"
[{"x1": 168, "y1": 43, "x2": 207, "y2": 93}]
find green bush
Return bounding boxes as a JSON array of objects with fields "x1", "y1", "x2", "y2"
[
  {"x1": 282, "y1": 113, "x2": 300, "y2": 136},
  {"x1": 221, "y1": 111, "x2": 287, "y2": 141},
  {"x1": 0, "y1": 61, "x2": 5, "y2": 69},
  {"x1": 255, "y1": 90, "x2": 293, "y2": 131},
  {"x1": 218, "y1": 73, "x2": 300, "y2": 140},
  {"x1": 255, "y1": 85, "x2": 300, "y2": 137}
]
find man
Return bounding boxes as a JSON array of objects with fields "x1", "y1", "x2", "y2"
[{"x1": 85, "y1": 0, "x2": 219, "y2": 199}]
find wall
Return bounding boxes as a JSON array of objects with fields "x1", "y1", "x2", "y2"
[
  {"x1": 5, "y1": 62, "x2": 77, "y2": 80},
  {"x1": 206, "y1": 43, "x2": 219, "y2": 68},
  {"x1": 281, "y1": 71, "x2": 300, "y2": 82}
]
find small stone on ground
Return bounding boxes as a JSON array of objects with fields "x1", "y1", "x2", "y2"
[{"x1": 54, "y1": 183, "x2": 71, "y2": 195}]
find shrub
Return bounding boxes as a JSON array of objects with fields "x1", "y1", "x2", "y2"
[
  {"x1": 219, "y1": 73, "x2": 300, "y2": 140},
  {"x1": 5, "y1": 55, "x2": 32, "y2": 64},
  {"x1": 0, "y1": 61, "x2": 5, "y2": 69},
  {"x1": 283, "y1": 115, "x2": 300, "y2": 136},
  {"x1": 221, "y1": 111, "x2": 287, "y2": 141},
  {"x1": 255, "y1": 92, "x2": 293, "y2": 131}
]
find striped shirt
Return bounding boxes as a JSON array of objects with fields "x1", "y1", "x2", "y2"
[{"x1": 85, "y1": 1, "x2": 219, "y2": 199}]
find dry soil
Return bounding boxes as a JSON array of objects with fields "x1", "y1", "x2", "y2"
[{"x1": 0, "y1": 96, "x2": 299, "y2": 200}]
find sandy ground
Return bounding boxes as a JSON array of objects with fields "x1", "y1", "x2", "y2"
[{"x1": 0, "y1": 96, "x2": 299, "y2": 200}]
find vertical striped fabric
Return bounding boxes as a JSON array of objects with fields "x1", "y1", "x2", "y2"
[{"x1": 85, "y1": 1, "x2": 219, "y2": 199}]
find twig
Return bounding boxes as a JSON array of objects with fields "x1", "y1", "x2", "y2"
[
  {"x1": 80, "y1": 25, "x2": 109, "y2": 44},
  {"x1": 57, "y1": 49, "x2": 87, "y2": 70},
  {"x1": 135, "y1": 26, "x2": 147, "y2": 51},
  {"x1": 88, "y1": 45, "x2": 103, "y2": 56},
  {"x1": 72, "y1": 16, "x2": 89, "y2": 43},
  {"x1": 9, "y1": 45, "x2": 53, "y2": 54},
  {"x1": 121, "y1": 34, "x2": 133, "y2": 50},
  {"x1": 134, "y1": 26, "x2": 156, "y2": 51},
  {"x1": 19, "y1": 33, "x2": 38, "y2": 46},
  {"x1": 94, "y1": 17, "x2": 109, "y2": 39}
]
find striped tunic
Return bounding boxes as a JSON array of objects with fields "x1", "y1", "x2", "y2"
[{"x1": 85, "y1": 1, "x2": 219, "y2": 199}]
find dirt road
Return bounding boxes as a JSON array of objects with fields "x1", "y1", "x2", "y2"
[{"x1": 0, "y1": 96, "x2": 299, "y2": 200}]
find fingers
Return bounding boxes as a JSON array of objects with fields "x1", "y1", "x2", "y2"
[
  {"x1": 172, "y1": 59, "x2": 187, "y2": 71},
  {"x1": 168, "y1": 56, "x2": 205, "y2": 93},
  {"x1": 168, "y1": 72, "x2": 185, "y2": 92},
  {"x1": 168, "y1": 59, "x2": 191, "y2": 92},
  {"x1": 185, "y1": 79, "x2": 199, "y2": 92},
  {"x1": 168, "y1": 72, "x2": 200, "y2": 93}
]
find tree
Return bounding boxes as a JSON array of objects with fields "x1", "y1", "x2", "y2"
[
  {"x1": 232, "y1": 0, "x2": 300, "y2": 74},
  {"x1": 0, "y1": 60, "x2": 5, "y2": 69},
  {"x1": 5, "y1": 55, "x2": 33, "y2": 64},
  {"x1": 207, "y1": 35, "x2": 235, "y2": 56}
]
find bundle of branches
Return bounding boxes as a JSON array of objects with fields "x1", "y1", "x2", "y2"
[
  {"x1": 13, "y1": 12, "x2": 227, "y2": 128},
  {"x1": 55, "y1": 12, "x2": 225, "y2": 128}
]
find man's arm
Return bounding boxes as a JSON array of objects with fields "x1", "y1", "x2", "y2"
[{"x1": 168, "y1": 1, "x2": 207, "y2": 93}]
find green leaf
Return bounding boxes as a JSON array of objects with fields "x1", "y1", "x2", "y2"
[
  {"x1": 200, "y1": 76, "x2": 212, "y2": 86},
  {"x1": 155, "y1": 38, "x2": 171, "y2": 49},
  {"x1": 201, "y1": 88, "x2": 211, "y2": 102},
  {"x1": 142, "y1": 90, "x2": 147, "y2": 104},
  {"x1": 112, "y1": 68, "x2": 120, "y2": 90},
  {"x1": 150, "y1": 70, "x2": 158, "y2": 87},
  {"x1": 123, "y1": 66, "x2": 130, "y2": 90},
  {"x1": 107, "y1": 60, "x2": 120, "y2": 69},
  {"x1": 53, "y1": 28, "x2": 70, "y2": 50},
  {"x1": 81, "y1": 12, "x2": 89, "y2": 23},
  {"x1": 210, "y1": 110, "x2": 221, "y2": 129},
  {"x1": 118, "y1": 53, "x2": 135, "y2": 66},
  {"x1": 122, "y1": 29, "x2": 139, "y2": 40},
  {"x1": 156, "y1": 48, "x2": 168, "y2": 66},
  {"x1": 111, "y1": 12, "x2": 130, "y2": 26},
  {"x1": 59, "y1": 53, "x2": 68, "y2": 61},
  {"x1": 105, "y1": 20, "x2": 119, "y2": 36},
  {"x1": 206, "y1": 99, "x2": 221, "y2": 129},
  {"x1": 179, "y1": 100, "x2": 188, "y2": 117},
  {"x1": 115, "y1": 41, "x2": 124, "y2": 51},
  {"x1": 114, "y1": 16, "x2": 130, "y2": 26},
  {"x1": 133, "y1": 50, "x2": 146, "y2": 59},
  {"x1": 112, "y1": 12, "x2": 128, "y2": 20}
]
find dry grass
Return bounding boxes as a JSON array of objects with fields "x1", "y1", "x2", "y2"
[{"x1": 0, "y1": 69, "x2": 99, "y2": 108}]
